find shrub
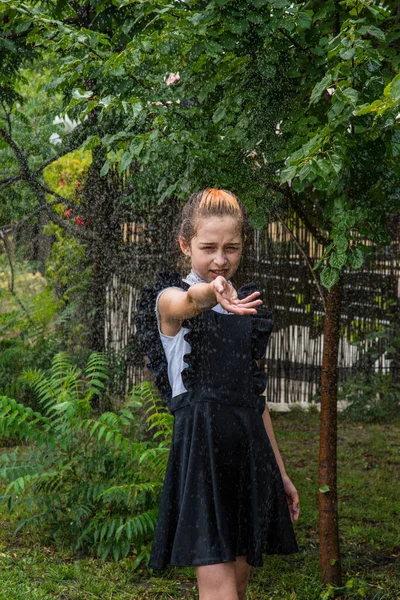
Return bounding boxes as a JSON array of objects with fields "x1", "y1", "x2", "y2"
[
  {"x1": 339, "y1": 371, "x2": 400, "y2": 422},
  {"x1": 0, "y1": 258, "x2": 64, "y2": 406},
  {"x1": 0, "y1": 351, "x2": 172, "y2": 566}
]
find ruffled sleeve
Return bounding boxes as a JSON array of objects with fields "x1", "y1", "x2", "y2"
[
  {"x1": 135, "y1": 271, "x2": 187, "y2": 405},
  {"x1": 237, "y1": 282, "x2": 274, "y2": 395}
]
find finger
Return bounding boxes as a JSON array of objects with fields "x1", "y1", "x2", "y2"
[
  {"x1": 224, "y1": 306, "x2": 260, "y2": 315},
  {"x1": 292, "y1": 499, "x2": 300, "y2": 521},
  {"x1": 240, "y1": 291, "x2": 261, "y2": 303},
  {"x1": 239, "y1": 299, "x2": 263, "y2": 308}
]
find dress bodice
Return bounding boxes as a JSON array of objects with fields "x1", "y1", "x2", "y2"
[{"x1": 135, "y1": 271, "x2": 273, "y2": 414}]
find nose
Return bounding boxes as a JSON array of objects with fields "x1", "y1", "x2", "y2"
[{"x1": 213, "y1": 251, "x2": 228, "y2": 267}]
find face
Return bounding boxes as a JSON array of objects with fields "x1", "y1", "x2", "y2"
[{"x1": 179, "y1": 215, "x2": 243, "y2": 282}]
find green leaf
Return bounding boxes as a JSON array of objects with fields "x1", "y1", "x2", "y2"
[
  {"x1": 329, "y1": 251, "x2": 347, "y2": 270},
  {"x1": 342, "y1": 88, "x2": 359, "y2": 104},
  {"x1": 360, "y1": 25, "x2": 385, "y2": 41},
  {"x1": 280, "y1": 165, "x2": 297, "y2": 183},
  {"x1": 319, "y1": 485, "x2": 330, "y2": 493},
  {"x1": 100, "y1": 160, "x2": 110, "y2": 177},
  {"x1": 129, "y1": 139, "x2": 144, "y2": 157},
  {"x1": 330, "y1": 154, "x2": 342, "y2": 174},
  {"x1": 320, "y1": 267, "x2": 339, "y2": 290},
  {"x1": 71, "y1": 89, "x2": 93, "y2": 100},
  {"x1": 0, "y1": 37, "x2": 17, "y2": 53},
  {"x1": 269, "y1": 0, "x2": 291, "y2": 7},
  {"x1": 298, "y1": 12, "x2": 313, "y2": 29},
  {"x1": 212, "y1": 106, "x2": 226, "y2": 124},
  {"x1": 348, "y1": 247, "x2": 364, "y2": 270},
  {"x1": 339, "y1": 48, "x2": 355, "y2": 61},
  {"x1": 81, "y1": 135, "x2": 101, "y2": 151},
  {"x1": 388, "y1": 74, "x2": 400, "y2": 101},
  {"x1": 334, "y1": 236, "x2": 348, "y2": 254},
  {"x1": 119, "y1": 151, "x2": 132, "y2": 173},
  {"x1": 309, "y1": 74, "x2": 332, "y2": 106}
]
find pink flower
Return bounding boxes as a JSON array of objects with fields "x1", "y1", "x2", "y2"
[{"x1": 165, "y1": 72, "x2": 180, "y2": 86}]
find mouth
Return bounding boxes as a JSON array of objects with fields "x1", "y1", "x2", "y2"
[{"x1": 210, "y1": 269, "x2": 228, "y2": 277}]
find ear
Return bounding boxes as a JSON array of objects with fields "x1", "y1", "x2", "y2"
[{"x1": 178, "y1": 235, "x2": 191, "y2": 257}]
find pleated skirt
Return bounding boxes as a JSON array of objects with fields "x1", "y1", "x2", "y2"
[{"x1": 148, "y1": 400, "x2": 299, "y2": 569}]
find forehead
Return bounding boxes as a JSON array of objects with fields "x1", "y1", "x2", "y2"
[{"x1": 194, "y1": 215, "x2": 241, "y2": 243}]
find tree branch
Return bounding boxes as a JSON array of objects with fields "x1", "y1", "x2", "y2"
[
  {"x1": 38, "y1": 182, "x2": 76, "y2": 210},
  {"x1": 0, "y1": 125, "x2": 96, "y2": 241},
  {"x1": 258, "y1": 177, "x2": 329, "y2": 246},
  {"x1": 1, "y1": 100, "x2": 13, "y2": 136},
  {"x1": 275, "y1": 212, "x2": 327, "y2": 311},
  {"x1": 0, "y1": 230, "x2": 36, "y2": 324}
]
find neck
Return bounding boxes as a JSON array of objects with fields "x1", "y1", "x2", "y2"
[
  {"x1": 185, "y1": 270, "x2": 207, "y2": 284},
  {"x1": 184, "y1": 270, "x2": 232, "y2": 286}
]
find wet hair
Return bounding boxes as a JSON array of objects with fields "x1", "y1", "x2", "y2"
[{"x1": 178, "y1": 188, "x2": 249, "y2": 248}]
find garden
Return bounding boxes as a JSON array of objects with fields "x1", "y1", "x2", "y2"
[{"x1": 1, "y1": 1, "x2": 400, "y2": 598}]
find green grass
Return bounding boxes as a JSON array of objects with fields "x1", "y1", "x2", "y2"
[{"x1": 0, "y1": 410, "x2": 399, "y2": 599}]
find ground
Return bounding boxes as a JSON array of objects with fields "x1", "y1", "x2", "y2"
[{"x1": 0, "y1": 410, "x2": 399, "y2": 600}]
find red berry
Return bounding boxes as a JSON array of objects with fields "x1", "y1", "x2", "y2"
[
  {"x1": 75, "y1": 216, "x2": 84, "y2": 226},
  {"x1": 64, "y1": 209, "x2": 72, "y2": 219}
]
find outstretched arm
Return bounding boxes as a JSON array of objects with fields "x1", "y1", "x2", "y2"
[
  {"x1": 262, "y1": 405, "x2": 300, "y2": 522},
  {"x1": 158, "y1": 276, "x2": 263, "y2": 324}
]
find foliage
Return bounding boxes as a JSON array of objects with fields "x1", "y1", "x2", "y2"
[
  {"x1": 339, "y1": 319, "x2": 400, "y2": 421},
  {"x1": 0, "y1": 254, "x2": 63, "y2": 404},
  {"x1": 0, "y1": 352, "x2": 173, "y2": 565},
  {"x1": 1, "y1": 1, "x2": 399, "y2": 288},
  {"x1": 43, "y1": 148, "x2": 92, "y2": 217},
  {"x1": 340, "y1": 371, "x2": 400, "y2": 422}
]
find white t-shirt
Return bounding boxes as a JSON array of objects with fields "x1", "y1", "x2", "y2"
[{"x1": 155, "y1": 276, "x2": 233, "y2": 398}]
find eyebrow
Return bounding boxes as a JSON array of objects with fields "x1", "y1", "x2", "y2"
[{"x1": 199, "y1": 242, "x2": 241, "y2": 246}]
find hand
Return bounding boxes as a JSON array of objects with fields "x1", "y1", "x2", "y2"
[
  {"x1": 282, "y1": 474, "x2": 300, "y2": 522},
  {"x1": 212, "y1": 276, "x2": 263, "y2": 315}
]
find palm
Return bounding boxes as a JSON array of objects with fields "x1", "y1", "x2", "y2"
[{"x1": 214, "y1": 279, "x2": 262, "y2": 315}]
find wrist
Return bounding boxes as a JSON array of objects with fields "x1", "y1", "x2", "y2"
[{"x1": 188, "y1": 282, "x2": 218, "y2": 312}]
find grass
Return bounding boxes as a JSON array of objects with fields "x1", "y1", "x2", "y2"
[{"x1": 0, "y1": 410, "x2": 399, "y2": 600}]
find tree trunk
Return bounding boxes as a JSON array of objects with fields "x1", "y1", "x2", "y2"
[{"x1": 319, "y1": 280, "x2": 342, "y2": 585}]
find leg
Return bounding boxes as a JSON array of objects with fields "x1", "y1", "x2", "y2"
[
  {"x1": 195, "y1": 561, "x2": 239, "y2": 600},
  {"x1": 234, "y1": 556, "x2": 252, "y2": 600}
]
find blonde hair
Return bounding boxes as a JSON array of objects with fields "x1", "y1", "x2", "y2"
[{"x1": 178, "y1": 188, "x2": 248, "y2": 247}]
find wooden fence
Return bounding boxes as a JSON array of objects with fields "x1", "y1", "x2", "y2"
[{"x1": 105, "y1": 212, "x2": 400, "y2": 408}]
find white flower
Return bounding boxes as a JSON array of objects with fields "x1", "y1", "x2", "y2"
[
  {"x1": 52, "y1": 113, "x2": 80, "y2": 133},
  {"x1": 63, "y1": 114, "x2": 80, "y2": 133},
  {"x1": 275, "y1": 121, "x2": 282, "y2": 136},
  {"x1": 49, "y1": 132, "x2": 62, "y2": 145},
  {"x1": 52, "y1": 115, "x2": 64, "y2": 125},
  {"x1": 165, "y1": 72, "x2": 180, "y2": 86},
  {"x1": 327, "y1": 87, "x2": 335, "y2": 96}
]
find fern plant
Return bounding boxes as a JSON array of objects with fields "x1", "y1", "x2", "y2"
[{"x1": 0, "y1": 351, "x2": 173, "y2": 566}]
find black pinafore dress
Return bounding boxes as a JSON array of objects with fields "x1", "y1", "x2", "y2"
[{"x1": 136, "y1": 272, "x2": 298, "y2": 569}]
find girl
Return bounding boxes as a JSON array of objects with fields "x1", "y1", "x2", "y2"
[{"x1": 136, "y1": 189, "x2": 299, "y2": 600}]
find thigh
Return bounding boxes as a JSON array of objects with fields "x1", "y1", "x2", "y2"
[{"x1": 195, "y1": 561, "x2": 238, "y2": 600}]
